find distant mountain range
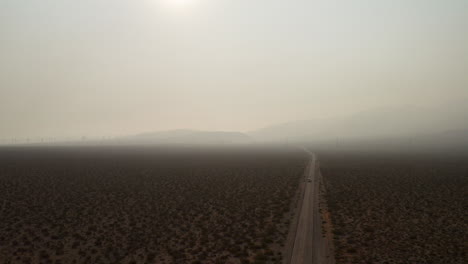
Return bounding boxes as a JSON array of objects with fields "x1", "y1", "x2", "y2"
[
  {"x1": 5, "y1": 104, "x2": 465, "y2": 150},
  {"x1": 109, "y1": 105, "x2": 468, "y2": 150}
]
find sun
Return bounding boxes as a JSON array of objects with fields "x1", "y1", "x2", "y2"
[{"x1": 162, "y1": 0, "x2": 196, "y2": 8}]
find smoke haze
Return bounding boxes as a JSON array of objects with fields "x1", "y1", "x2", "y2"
[{"x1": 1, "y1": 0, "x2": 467, "y2": 141}]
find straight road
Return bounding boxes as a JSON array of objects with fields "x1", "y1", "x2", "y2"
[{"x1": 288, "y1": 148, "x2": 329, "y2": 264}]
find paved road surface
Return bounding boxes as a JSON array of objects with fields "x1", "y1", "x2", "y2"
[{"x1": 289, "y1": 149, "x2": 330, "y2": 264}]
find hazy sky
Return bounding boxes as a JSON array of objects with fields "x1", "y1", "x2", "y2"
[{"x1": 1, "y1": 0, "x2": 467, "y2": 139}]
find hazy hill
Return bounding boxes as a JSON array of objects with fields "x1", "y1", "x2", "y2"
[
  {"x1": 411, "y1": 129, "x2": 468, "y2": 150},
  {"x1": 249, "y1": 105, "x2": 468, "y2": 143}
]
